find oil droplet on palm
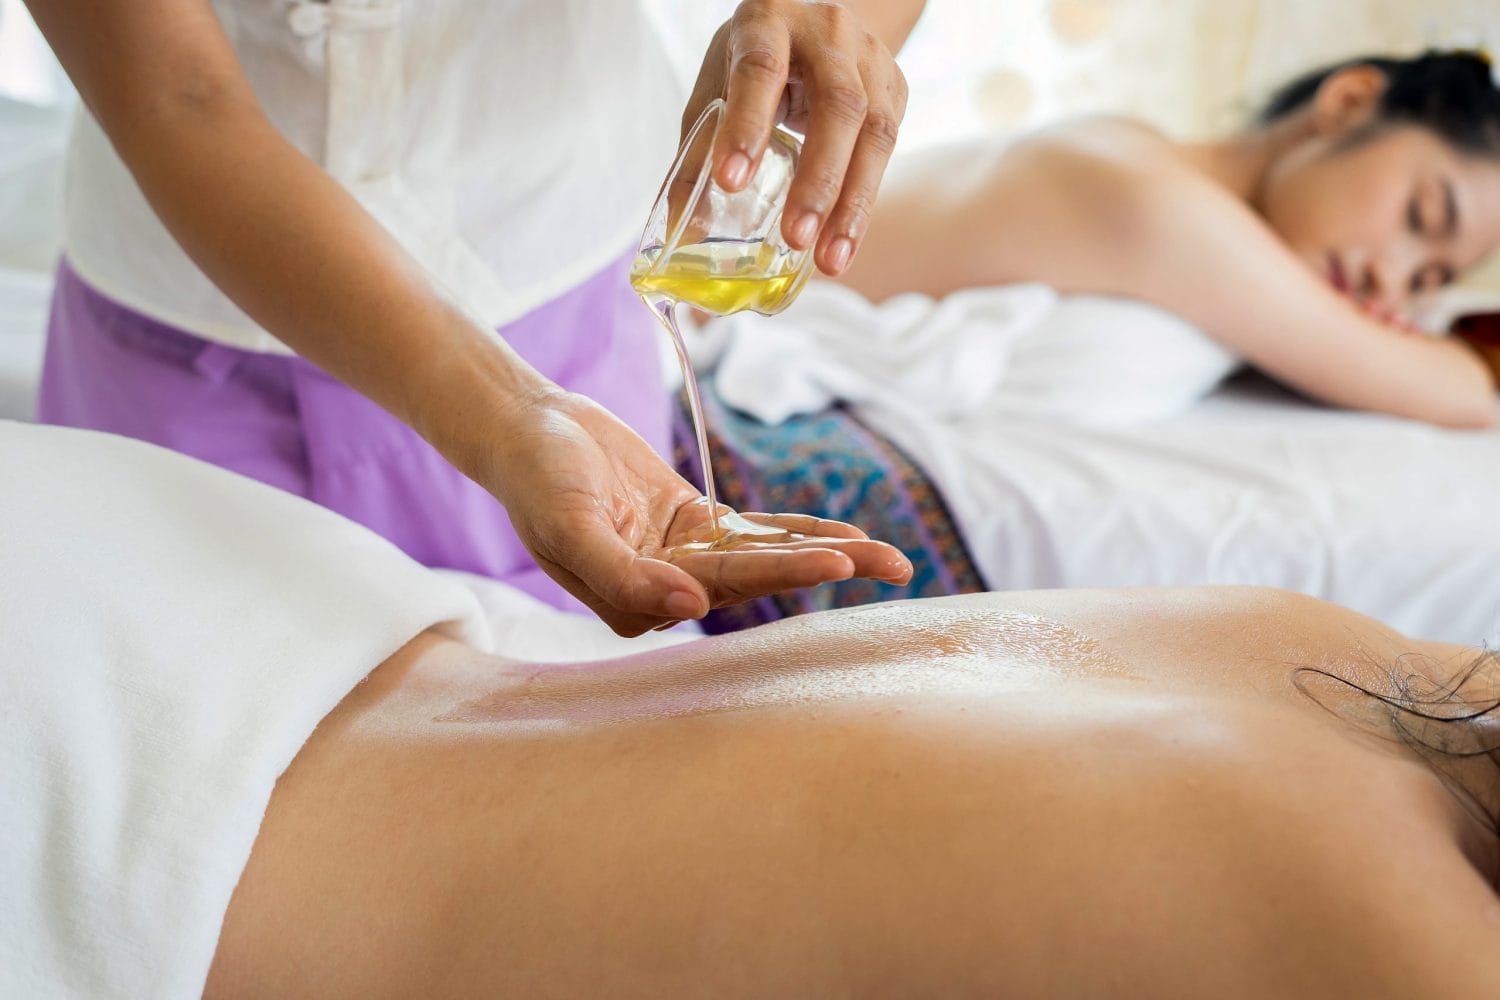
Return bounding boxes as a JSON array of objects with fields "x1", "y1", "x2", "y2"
[{"x1": 666, "y1": 505, "x2": 810, "y2": 559}]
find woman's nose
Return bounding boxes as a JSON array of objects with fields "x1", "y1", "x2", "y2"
[{"x1": 1359, "y1": 253, "x2": 1414, "y2": 313}]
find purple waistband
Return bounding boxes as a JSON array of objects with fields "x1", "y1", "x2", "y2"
[{"x1": 39, "y1": 254, "x2": 669, "y2": 613}]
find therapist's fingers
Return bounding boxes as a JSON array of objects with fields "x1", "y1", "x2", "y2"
[
  {"x1": 690, "y1": 2, "x2": 909, "y2": 272},
  {"x1": 670, "y1": 534, "x2": 914, "y2": 594},
  {"x1": 779, "y1": 10, "x2": 871, "y2": 257},
  {"x1": 671, "y1": 546, "x2": 858, "y2": 604},
  {"x1": 739, "y1": 512, "x2": 870, "y2": 540},
  {"x1": 816, "y1": 64, "x2": 907, "y2": 275},
  {"x1": 535, "y1": 518, "x2": 710, "y2": 638},
  {"x1": 714, "y1": 4, "x2": 793, "y2": 192},
  {"x1": 749, "y1": 536, "x2": 911, "y2": 585}
]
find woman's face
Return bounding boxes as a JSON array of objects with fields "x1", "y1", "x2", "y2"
[{"x1": 1257, "y1": 123, "x2": 1500, "y2": 322}]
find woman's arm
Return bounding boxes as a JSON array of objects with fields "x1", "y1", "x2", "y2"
[
  {"x1": 25, "y1": 0, "x2": 913, "y2": 634},
  {"x1": 847, "y1": 126, "x2": 1497, "y2": 428},
  {"x1": 1113, "y1": 159, "x2": 1496, "y2": 428}
]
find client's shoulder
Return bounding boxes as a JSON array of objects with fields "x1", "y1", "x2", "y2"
[
  {"x1": 988, "y1": 115, "x2": 1225, "y2": 240},
  {"x1": 1010, "y1": 115, "x2": 1191, "y2": 179}
]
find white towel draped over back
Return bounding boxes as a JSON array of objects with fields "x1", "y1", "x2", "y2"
[{"x1": 0, "y1": 422, "x2": 489, "y2": 998}]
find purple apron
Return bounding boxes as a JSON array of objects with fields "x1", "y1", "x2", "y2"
[{"x1": 38, "y1": 255, "x2": 668, "y2": 614}]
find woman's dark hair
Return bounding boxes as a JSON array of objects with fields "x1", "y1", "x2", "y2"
[
  {"x1": 1295, "y1": 650, "x2": 1500, "y2": 851},
  {"x1": 1259, "y1": 50, "x2": 1500, "y2": 157}
]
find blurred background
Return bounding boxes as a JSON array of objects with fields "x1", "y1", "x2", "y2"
[
  {"x1": 649, "y1": 0, "x2": 1498, "y2": 148},
  {"x1": 4, "y1": 0, "x2": 1499, "y2": 416},
  {"x1": 900, "y1": 0, "x2": 1496, "y2": 148}
]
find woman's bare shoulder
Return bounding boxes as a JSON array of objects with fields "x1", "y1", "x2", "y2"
[
  {"x1": 1007, "y1": 115, "x2": 1197, "y2": 179},
  {"x1": 890, "y1": 115, "x2": 1196, "y2": 197},
  {"x1": 985, "y1": 116, "x2": 1229, "y2": 256},
  {"x1": 849, "y1": 115, "x2": 1223, "y2": 298}
]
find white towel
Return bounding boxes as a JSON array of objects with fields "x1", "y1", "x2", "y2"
[
  {"x1": 440, "y1": 569, "x2": 702, "y2": 661},
  {"x1": 0, "y1": 422, "x2": 494, "y2": 998},
  {"x1": 711, "y1": 281, "x2": 1240, "y2": 425}
]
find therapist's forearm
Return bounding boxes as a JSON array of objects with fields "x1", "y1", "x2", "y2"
[{"x1": 115, "y1": 101, "x2": 543, "y2": 461}]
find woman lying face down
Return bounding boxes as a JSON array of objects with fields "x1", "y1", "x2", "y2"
[
  {"x1": 209, "y1": 584, "x2": 1500, "y2": 997},
  {"x1": 838, "y1": 51, "x2": 1500, "y2": 427},
  {"x1": 7, "y1": 422, "x2": 1497, "y2": 995}
]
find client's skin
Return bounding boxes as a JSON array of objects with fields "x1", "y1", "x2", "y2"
[
  {"x1": 207, "y1": 587, "x2": 1500, "y2": 997},
  {"x1": 838, "y1": 56, "x2": 1500, "y2": 428}
]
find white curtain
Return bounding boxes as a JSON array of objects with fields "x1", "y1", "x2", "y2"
[{"x1": 900, "y1": 0, "x2": 1496, "y2": 144}]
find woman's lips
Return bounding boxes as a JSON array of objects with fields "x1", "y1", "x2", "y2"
[{"x1": 1326, "y1": 256, "x2": 1350, "y2": 294}]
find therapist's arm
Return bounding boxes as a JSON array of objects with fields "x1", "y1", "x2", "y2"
[
  {"x1": 24, "y1": 0, "x2": 912, "y2": 635},
  {"x1": 684, "y1": 0, "x2": 926, "y2": 276}
]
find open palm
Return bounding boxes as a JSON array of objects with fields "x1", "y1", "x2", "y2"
[{"x1": 484, "y1": 388, "x2": 912, "y2": 636}]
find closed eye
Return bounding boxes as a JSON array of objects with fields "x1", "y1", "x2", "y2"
[
  {"x1": 1411, "y1": 264, "x2": 1455, "y2": 295},
  {"x1": 1407, "y1": 180, "x2": 1459, "y2": 241},
  {"x1": 1408, "y1": 198, "x2": 1426, "y2": 235}
]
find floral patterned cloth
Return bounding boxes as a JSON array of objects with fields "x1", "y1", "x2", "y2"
[{"x1": 673, "y1": 374, "x2": 986, "y2": 633}]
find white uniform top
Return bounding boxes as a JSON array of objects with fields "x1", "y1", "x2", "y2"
[{"x1": 61, "y1": 0, "x2": 688, "y2": 354}]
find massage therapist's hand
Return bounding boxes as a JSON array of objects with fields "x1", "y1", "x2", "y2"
[
  {"x1": 485, "y1": 387, "x2": 913, "y2": 637},
  {"x1": 684, "y1": 0, "x2": 917, "y2": 277}
]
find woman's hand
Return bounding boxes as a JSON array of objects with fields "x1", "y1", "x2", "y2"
[
  {"x1": 481, "y1": 387, "x2": 913, "y2": 637},
  {"x1": 683, "y1": 0, "x2": 914, "y2": 277}
]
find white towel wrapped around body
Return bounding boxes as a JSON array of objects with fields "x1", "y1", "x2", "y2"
[
  {"x1": 0, "y1": 421, "x2": 705, "y2": 998},
  {"x1": 0, "y1": 419, "x2": 706, "y2": 999},
  {"x1": 0, "y1": 421, "x2": 496, "y2": 999},
  {"x1": 710, "y1": 281, "x2": 1240, "y2": 425}
]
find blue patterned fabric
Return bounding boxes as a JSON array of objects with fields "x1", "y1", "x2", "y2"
[{"x1": 673, "y1": 374, "x2": 986, "y2": 632}]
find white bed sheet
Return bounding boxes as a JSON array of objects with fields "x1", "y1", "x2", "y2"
[
  {"x1": 860, "y1": 375, "x2": 1500, "y2": 645},
  {"x1": 9, "y1": 251, "x2": 1500, "y2": 645}
]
